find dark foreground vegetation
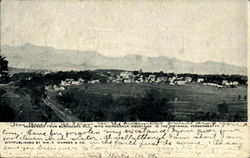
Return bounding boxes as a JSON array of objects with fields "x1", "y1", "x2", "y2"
[{"x1": 56, "y1": 88, "x2": 175, "y2": 121}]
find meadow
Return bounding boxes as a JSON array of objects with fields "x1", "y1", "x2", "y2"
[{"x1": 56, "y1": 82, "x2": 247, "y2": 121}]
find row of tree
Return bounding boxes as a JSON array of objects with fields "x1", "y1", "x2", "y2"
[
  {"x1": 0, "y1": 55, "x2": 9, "y2": 84},
  {"x1": 0, "y1": 55, "x2": 15, "y2": 121}
]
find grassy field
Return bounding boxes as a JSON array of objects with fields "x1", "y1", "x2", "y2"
[{"x1": 65, "y1": 82, "x2": 247, "y2": 121}]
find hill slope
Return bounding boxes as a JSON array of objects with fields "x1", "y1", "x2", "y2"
[{"x1": 0, "y1": 44, "x2": 247, "y2": 75}]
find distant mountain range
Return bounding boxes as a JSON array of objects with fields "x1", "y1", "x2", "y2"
[{"x1": 0, "y1": 43, "x2": 247, "y2": 75}]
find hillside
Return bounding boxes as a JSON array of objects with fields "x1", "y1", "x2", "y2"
[{"x1": 0, "y1": 44, "x2": 247, "y2": 75}]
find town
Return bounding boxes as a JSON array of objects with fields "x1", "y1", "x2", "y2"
[{"x1": 40, "y1": 69, "x2": 248, "y2": 91}]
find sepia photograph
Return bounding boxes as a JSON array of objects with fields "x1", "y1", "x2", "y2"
[{"x1": 0, "y1": 0, "x2": 248, "y2": 122}]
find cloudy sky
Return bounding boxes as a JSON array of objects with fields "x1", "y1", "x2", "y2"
[{"x1": 1, "y1": 0, "x2": 247, "y2": 67}]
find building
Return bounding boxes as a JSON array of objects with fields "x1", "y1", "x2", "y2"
[
  {"x1": 217, "y1": 85, "x2": 223, "y2": 88},
  {"x1": 176, "y1": 80, "x2": 186, "y2": 85},
  {"x1": 71, "y1": 81, "x2": 81, "y2": 85},
  {"x1": 90, "y1": 80, "x2": 100, "y2": 84},
  {"x1": 205, "y1": 83, "x2": 220, "y2": 87},
  {"x1": 169, "y1": 76, "x2": 176, "y2": 85},
  {"x1": 60, "y1": 79, "x2": 73, "y2": 86},
  {"x1": 156, "y1": 76, "x2": 168, "y2": 83},
  {"x1": 138, "y1": 76, "x2": 144, "y2": 83},
  {"x1": 197, "y1": 78, "x2": 204, "y2": 83},
  {"x1": 222, "y1": 80, "x2": 229, "y2": 86},
  {"x1": 185, "y1": 77, "x2": 192, "y2": 83},
  {"x1": 78, "y1": 78, "x2": 85, "y2": 83},
  {"x1": 124, "y1": 78, "x2": 132, "y2": 83},
  {"x1": 53, "y1": 85, "x2": 65, "y2": 91},
  {"x1": 112, "y1": 78, "x2": 123, "y2": 83},
  {"x1": 148, "y1": 75, "x2": 156, "y2": 82},
  {"x1": 45, "y1": 85, "x2": 65, "y2": 91},
  {"x1": 120, "y1": 71, "x2": 133, "y2": 79},
  {"x1": 230, "y1": 81, "x2": 239, "y2": 86}
]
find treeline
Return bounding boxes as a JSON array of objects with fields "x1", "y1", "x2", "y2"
[
  {"x1": 11, "y1": 71, "x2": 105, "y2": 85},
  {"x1": 201, "y1": 74, "x2": 247, "y2": 85}
]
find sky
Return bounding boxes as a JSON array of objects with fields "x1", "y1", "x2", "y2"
[{"x1": 1, "y1": 0, "x2": 247, "y2": 67}]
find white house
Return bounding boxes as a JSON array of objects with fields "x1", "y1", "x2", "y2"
[
  {"x1": 230, "y1": 81, "x2": 239, "y2": 86},
  {"x1": 207, "y1": 83, "x2": 219, "y2": 87},
  {"x1": 124, "y1": 78, "x2": 132, "y2": 83},
  {"x1": 138, "y1": 76, "x2": 144, "y2": 83},
  {"x1": 71, "y1": 81, "x2": 81, "y2": 85},
  {"x1": 90, "y1": 80, "x2": 100, "y2": 84},
  {"x1": 60, "y1": 79, "x2": 72, "y2": 86},
  {"x1": 185, "y1": 77, "x2": 192, "y2": 83},
  {"x1": 197, "y1": 78, "x2": 204, "y2": 83},
  {"x1": 156, "y1": 76, "x2": 168, "y2": 83},
  {"x1": 169, "y1": 76, "x2": 176, "y2": 85},
  {"x1": 78, "y1": 78, "x2": 85, "y2": 83},
  {"x1": 120, "y1": 71, "x2": 133, "y2": 79},
  {"x1": 53, "y1": 85, "x2": 65, "y2": 91},
  {"x1": 222, "y1": 80, "x2": 230, "y2": 86},
  {"x1": 176, "y1": 80, "x2": 186, "y2": 85},
  {"x1": 217, "y1": 85, "x2": 223, "y2": 88},
  {"x1": 112, "y1": 78, "x2": 123, "y2": 83}
]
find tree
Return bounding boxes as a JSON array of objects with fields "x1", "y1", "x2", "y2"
[
  {"x1": 0, "y1": 102, "x2": 16, "y2": 121},
  {"x1": 0, "y1": 55, "x2": 9, "y2": 83},
  {"x1": 139, "y1": 89, "x2": 174, "y2": 121},
  {"x1": 159, "y1": 71, "x2": 164, "y2": 77},
  {"x1": 238, "y1": 95, "x2": 241, "y2": 101},
  {"x1": 99, "y1": 75, "x2": 107, "y2": 83},
  {"x1": 0, "y1": 55, "x2": 8, "y2": 71},
  {"x1": 217, "y1": 103, "x2": 228, "y2": 115},
  {"x1": 0, "y1": 88, "x2": 16, "y2": 121}
]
